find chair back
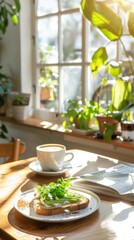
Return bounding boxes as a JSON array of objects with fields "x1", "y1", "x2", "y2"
[{"x1": 0, "y1": 139, "x2": 26, "y2": 163}]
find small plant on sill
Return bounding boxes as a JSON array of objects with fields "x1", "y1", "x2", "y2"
[
  {"x1": 12, "y1": 94, "x2": 31, "y2": 121},
  {"x1": 12, "y1": 95, "x2": 30, "y2": 106},
  {"x1": 62, "y1": 99, "x2": 105, "y2": 130}
]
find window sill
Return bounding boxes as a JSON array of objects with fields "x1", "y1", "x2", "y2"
[{"x1": 0, "y1": 116, "x2": 134, "y2": 151}]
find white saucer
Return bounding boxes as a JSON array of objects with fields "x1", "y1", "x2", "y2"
[{"x1": 29, "y1": 160, "x2": 68, "y2": 176}]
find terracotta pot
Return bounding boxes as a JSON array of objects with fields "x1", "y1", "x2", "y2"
[
  {"x1": 73, "y1": 117, "x2": 89, "y2": 129},
  {"x1": 97, "y1": 115, "x2": 119, "y2": 134},
  {"x1": 73, "y1": 117, "x2": 80, "y2": 129},
  {"x1": 40, "y1": 87, "x2": 51, "y2": 101},
  {"x1": 40, "y1": 87, "x2": 52, "y2": 108}
]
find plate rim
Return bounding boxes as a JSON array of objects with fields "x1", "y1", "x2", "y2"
[{"x1": 14, "y1": 187, "x2": 100, "y2": 223}]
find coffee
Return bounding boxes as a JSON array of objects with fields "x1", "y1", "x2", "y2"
[
  {"x1": 36, "y1": 144, "x2": 73, "y2": 171},
  {"x1": 40, "y1": 146, "x2": 63, "y2": 152}
]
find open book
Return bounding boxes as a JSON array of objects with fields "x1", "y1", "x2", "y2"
[{"x1": 72, "y1": 164, "x2": 134, "y2": 202}]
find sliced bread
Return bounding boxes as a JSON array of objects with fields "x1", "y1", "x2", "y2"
[{"x1": 33, "y1": 192, "x2": 89, "y2": 216}]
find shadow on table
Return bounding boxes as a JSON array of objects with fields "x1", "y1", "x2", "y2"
[{"x1": 8, "y1": 207, "x2": 100, "y2": 239}]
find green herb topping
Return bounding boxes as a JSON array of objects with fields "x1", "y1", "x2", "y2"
[{"x1": 34, "y1": 178, "x2": 80, "y2": 207}]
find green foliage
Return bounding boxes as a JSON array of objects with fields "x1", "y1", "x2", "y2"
[
  {"x1": 90, "y1": 51, "x2": 132, "y2": 117},
  {"x1": 80, "y1": 0, "x2": 134, "y2": 116},
  {"x1": 0, "y1": 122, "x2": 8, "y2": 139},
  {"x1": 62, "y1": 99, "x2": 105, "y2": 130},
  {"x1": 0, "y1": 0, "x2": 21, "y2": 34},
  {"x1": 90, "y1": 47, "x2": 108, "y2": 75},
  {"x1": 39, "y1": 66, "x2": 58, "y2": 90},
  {"x1": 103, "y1": 122, "x2": 117, "y2": 142},
  {"x1": 80, "y1": 0, "x2": 134, "y2": 141},
  {"x1": 12, "y1": 95, "x2": 30, "y2": 106},
  {"x1": 34, "y1": 178, "x2": 80, "y2": 207},
  {"x1": 39, "y1": 48, "x2": 58, "y2": 88},
  {"x1": 0, "y1": 67, "x2": 12, "y2": 107},
  {"x1": 112, "y1": 78, "x2": 131, "y2": 111},
  {"x1": 81, "y1": 0, "x2": 123, "y2": 41}
]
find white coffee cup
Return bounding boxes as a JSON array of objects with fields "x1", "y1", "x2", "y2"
[{"x1": 36, "y1": 143, "x2": 74, "y2": 171}]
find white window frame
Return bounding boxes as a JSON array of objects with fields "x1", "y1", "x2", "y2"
[
  {"x1": 31, "y1": 1, "x2": 91, "y2": 121},
  {"x1": 19, "y1": 1, "x2": 133, "y2": 121}
]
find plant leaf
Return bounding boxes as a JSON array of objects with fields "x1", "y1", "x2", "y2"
[
  {"x1": 113, "y1": 102, "x2": 134, "y2": 122},
  {"x1": 90, "y1": 47, "x2": 108, "y2": 75},
  {"x1": 14, "y1": 0, "x2": 21, "y2": 12},
  {"x1": 1, "y1": 124, "x2": 8, "y2": 133},
  {"x1": 108, "y1": 61, "x2": 122, "y2": 78},
  {"x1": 11, "y1": 15, "x2": 19, "y2": 25},
  {"x1": 127, "y1": 10, "x2": 134, "y2": 37},
  {"x1": 112, "y1": 78, "x2": 131, "y2": 111},
  {"x1": 80, "y1": 0, "x2": 123, "y2": 41},
  {"x1": 103, "y1": 122, "x2": 116, "y2": 142}
]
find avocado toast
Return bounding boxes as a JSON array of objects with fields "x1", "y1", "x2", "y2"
[{"x1": 33, "y1": 178, "x2": 89, "y2": 216}]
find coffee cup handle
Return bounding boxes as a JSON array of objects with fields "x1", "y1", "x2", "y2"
[{"x1": 65, "y1": 152, "x2": 74, "y2": 162}]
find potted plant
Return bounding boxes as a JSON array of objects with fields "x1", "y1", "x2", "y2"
[
  {"x1": 90, "y1": 53, "x2": 133, "y2": 141},
  {"x1": 39, "y1": 48, "x2": 58, "y2": 108},
  {"x1": 80, "y1": 0, "x2": 134, "y2": 141},
  {"x1": 62, "y1": 98, "x2": 104, "y2": 134},
  {"x1": 12, "y1": 93, "x2": 31, "y2": 120}
]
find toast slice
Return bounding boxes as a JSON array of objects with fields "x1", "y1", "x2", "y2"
[{"x1": 33, "y1": 191, "x2": 89, "y2": 216}]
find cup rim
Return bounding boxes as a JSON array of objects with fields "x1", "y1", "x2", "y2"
[{"x1": 36, "y1": 143, "x2": 66, "y2": 152}]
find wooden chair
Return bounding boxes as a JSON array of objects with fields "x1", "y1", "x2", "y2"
[{"x1": 0, "y1": 139, "x2": 26, "y2": 163}]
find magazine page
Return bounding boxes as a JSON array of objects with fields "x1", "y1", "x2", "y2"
[
  {"x1": 73, "y1": 182, "x2": 134, "y2": 202},
  {"x1": 71, "y1": 164, "x2": 134, "y2": 198}
]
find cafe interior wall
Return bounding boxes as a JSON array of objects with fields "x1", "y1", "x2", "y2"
[
  {"x1": 0, "y1": 14, "x2": 21, "y2": 92},
  {"x1": 0, "y1": 0, "x2": 32, "y2": 95}
]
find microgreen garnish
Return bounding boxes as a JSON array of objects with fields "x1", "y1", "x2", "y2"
[{"x1": 34, "y1": 178, "x2": 80, "y2": 206}]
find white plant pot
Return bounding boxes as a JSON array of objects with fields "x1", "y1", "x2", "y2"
[{"x1": 12, "y1": 105, "x2": 30, "y2": 120}]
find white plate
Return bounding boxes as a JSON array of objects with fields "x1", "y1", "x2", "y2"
[
  {"x1": 29, "y1": 160, "x2": 68, "y2": 176},
  {"x1": 14, "y1": 187, "x2": 100, "y2": 222}
]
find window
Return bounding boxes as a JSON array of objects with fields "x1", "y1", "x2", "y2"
[{"x1": 32, "y1": 0, "x2": 134, "y2": 119}]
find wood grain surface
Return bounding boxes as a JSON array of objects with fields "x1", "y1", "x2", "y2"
[{"x1": 0, "y1": 150, "x2": 134, "y2": 240}]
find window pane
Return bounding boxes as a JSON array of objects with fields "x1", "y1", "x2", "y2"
[
  {"x1": 37, "y1": 17, "x2": 58, "y2": 64},
  {"x1": 122, "y1": 62, "x2": 134, "y2": 77},
  {"x1": 60, "y1": 0, "x2": 80, "y2": 10},
  {"x1": 61, "y1": 13, "x2": 82, "y2": 62},
  {"x1": 37, "y1": 0, "x2": 58, "y2": 16},
  {"x1": 87, "y1": 25, "x2": 116, "y2": 61},
  {"x1": 39, "y1": 66, "x2": 59, "y2": 111},
  {"x1": 61, "y1": 66, "x2": 82, "y2": 110},
  {"x1": 119, "y1": 35, "x2": 134, "y2": 61}
]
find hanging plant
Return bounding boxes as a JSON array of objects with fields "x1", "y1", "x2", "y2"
[{"x1": 0, "y1": 0, "x2": 21, "y2": 34}]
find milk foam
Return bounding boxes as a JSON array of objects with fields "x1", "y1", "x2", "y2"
[{"x1": 42, "y1": 146, "x2": 63, "y2": 152}]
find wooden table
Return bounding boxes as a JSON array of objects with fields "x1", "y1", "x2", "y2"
[{"x1": 0, "y1": 149, "x2": 134, "y2": 240}]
